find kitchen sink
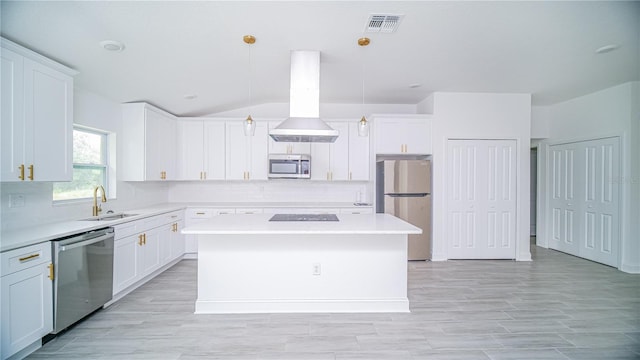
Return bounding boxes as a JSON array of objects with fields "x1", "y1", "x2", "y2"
[{"x1": 79, "y1": 213, "x2": 139, "y2": 221}]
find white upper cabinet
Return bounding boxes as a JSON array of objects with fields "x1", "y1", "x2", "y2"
[
  {"x1": 177, "y1": 120, "x2": 225, "y2": 180},
  {"x1": 267, "y1": 120, "x2": 311, "y2": 154},
  {"x1": 311, "y1": 122, "x2": 349, "y2": 181},
  {"x1": 348, "y1": 122, "x2": 370, "y2": 181},
  {"x1": 225, "y1": 121, "x2": 268, "y2": 180},
  {"x1": 122, "y1": 103, "x2": 177, "y2": 181},
  {"x1": 374, "y1": 115, "x2": 432, "y2": 155},
  {"x1": 311, "y1": 122, "x2": 369, "y2": 181},
  {"x1": 1, "y1": 39, "x2": 75, "y2": 182}
]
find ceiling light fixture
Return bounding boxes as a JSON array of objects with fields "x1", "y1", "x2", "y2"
[
  {"x1": 243, "y1": 35, "x2": 256, "y2": 136},
  {"x1": 595, "y1": 44, "x2": 620, "y2": 54},
  {"x1": 357, "y1": 37, "x2": 370, "y2": 137},
  {"x1": 99, "y1": 40, "x2": 125, "y2": 52},
  {"x1": 183, "y1": 94, "x2": 198, "y2": 100}
]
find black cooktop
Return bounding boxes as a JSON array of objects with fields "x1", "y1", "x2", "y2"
[{"x1": 269, "y1": 214, "x2": 339, "y2": 222}]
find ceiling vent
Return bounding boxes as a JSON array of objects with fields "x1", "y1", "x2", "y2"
[{"x1": 366, "y1": 14, "x2": 403, "y2": 33}]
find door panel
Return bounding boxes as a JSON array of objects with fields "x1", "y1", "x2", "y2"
[
  {"x1": 447, "y1": 139, "x2": 517, "y2": 259},
  {"x1": 548, "y1": 137, "x2": 620, "y2": 267}
]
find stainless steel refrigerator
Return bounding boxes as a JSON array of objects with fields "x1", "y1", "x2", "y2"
[{"x1": 376, "y1": 159, "x2": 432, "y2": 260}]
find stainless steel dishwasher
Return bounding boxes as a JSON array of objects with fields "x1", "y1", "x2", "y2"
[{"x1": 51, "y1": 227, "x2": 114, "y2": 334}]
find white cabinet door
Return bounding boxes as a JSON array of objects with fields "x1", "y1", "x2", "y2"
[
  {"x1": 226, "y1": 121, "x2": 268, "y2": 180},
  {"x1": 311, "y1": 122, "x2": 348, "y2": 181},
  {"x1": 122, "y1": 103, "x2": 176, "y2": 181},
  {"x1": 177, "y1": 120, "x2": 205, "y2": 180},
  {"x1": 1, "y1": 48, "x2": 25, "y2": 182},
  {"x1": 145, "y1": 108, "x2": 176, "y2": 180},
  {"x1": 204, "y1": 122, "x2": 226, "y2": 180},
  {"x1": 113, "y1": 234, "x2": 142, "y2": 294},
  {"x1": 348, "y1": 122, "x2": 370, "y2": 181},
  {"x1": 447, "y1": 139, "x2": 517, "y2": 259},
  {"x1": 159, "y1": 223, "x2": 173, "y2": 265},
  {"x1": 375, "y1": 117, "x2": 431, "y2": 155},
  {"x1": 170, "y1": 220, "x2": 185, "y2": 261},
  {"x1": 249, "y1": 123, "x2": 268, "y2": 180},
  {"x1": 26, "y1": 58, "x2": 74, "y2": 182},
  {"x1": 140, "y1": 227, "x2": 161, "y2": 275},
  {"x1": 1, "y1": 263, "x2": 53, "y2": 360},
  {"x1": 268, "y1": 121, "x2": 311, "y2": 154},
  {"x1": 177, "y1": 121, "x2": 225, "y2": 180},
  {"x1": 225, "y1": 122, "x2": 249, "y2": 180}
]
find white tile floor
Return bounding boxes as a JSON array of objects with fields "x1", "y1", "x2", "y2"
[{"x1": 28, "y1": 245, "x2": 640, "y2": 359}]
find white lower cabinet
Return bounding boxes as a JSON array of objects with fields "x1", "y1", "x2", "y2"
[
  {"x1": 112, "y1": 211, "x2": 185, "y2": 297},
  {"x1": 1, "y1": 242, "x2": 53, "y2": 360}
]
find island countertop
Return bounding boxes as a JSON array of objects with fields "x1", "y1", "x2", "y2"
[{"x1": 182, "y1": 213, "x2": 421, "y2": 235}]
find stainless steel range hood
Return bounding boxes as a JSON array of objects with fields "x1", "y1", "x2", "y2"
[{"x1": 269, "y1": 51, "x2": 338, "y2": 143}]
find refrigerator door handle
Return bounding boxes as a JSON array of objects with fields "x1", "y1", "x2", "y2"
[{"x1": 385, "y1": 193, "x2": 429, "y2": 197}]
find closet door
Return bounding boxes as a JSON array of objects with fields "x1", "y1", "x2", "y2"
[
  {"x1": 447, "y1": 139, "x2": 517, "y2": 259},
  {"x1": 548, "y1": 137, "x2": 620, "y2": 267}
]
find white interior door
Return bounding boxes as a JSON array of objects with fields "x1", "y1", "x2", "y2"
[
  {"x1": 447, "y1": 139, "x2": 517, "y2": 259},
  {"x1": 548, "y1": 137, "x2": 620, "y2": 267}
]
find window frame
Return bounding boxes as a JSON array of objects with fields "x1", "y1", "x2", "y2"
[{"x1": 53, "y1": 125, "x2": 113, "y2": 204}]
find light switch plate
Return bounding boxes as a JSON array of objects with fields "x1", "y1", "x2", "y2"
[{"x1": 9, "y1": 194, "x2": 25, "y2": 208}]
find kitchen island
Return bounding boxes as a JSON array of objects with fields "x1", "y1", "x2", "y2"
[{"x1": 182, "y1": 213, "x2": 421, "y2": 314}]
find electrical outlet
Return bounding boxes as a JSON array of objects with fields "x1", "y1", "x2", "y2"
[
  {"x1": 9, "y1": 194, "x2": 25, "y2": 208},
  {"x1": 312, "y1": 263, "x2": 321, "y2": 276}
]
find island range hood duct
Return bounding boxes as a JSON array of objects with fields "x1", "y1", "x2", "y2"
[{"x1": 269, "y1": 50, "x2": 339, "y2": 143}]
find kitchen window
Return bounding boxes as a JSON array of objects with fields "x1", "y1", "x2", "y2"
[{"x1": 53, "y1": 126, "x2": 113, "y2": 202}]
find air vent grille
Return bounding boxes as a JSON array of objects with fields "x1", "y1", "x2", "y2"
[{"x1": 366, "y1": 14, "x2": 403, "y2": 33}]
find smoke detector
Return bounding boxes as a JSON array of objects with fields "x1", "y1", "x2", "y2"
[{"x1": 366, "y1": 14, "x2": 404, "y2": 33}]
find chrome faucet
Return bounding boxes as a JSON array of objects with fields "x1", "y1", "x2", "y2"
[{"x1": 92, "y1": 185, "x2": 107, "y2": 216}]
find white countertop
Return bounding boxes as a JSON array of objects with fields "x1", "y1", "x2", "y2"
[
  {"x1": 0, "y1": 202, "x2": 373, "y2": 253},
  {"x1": 0, "y1": 204, "x2": 185, "y2": 253},
  {"x1": 182, "y1": 213, "x2": 421, "y2": 235}
]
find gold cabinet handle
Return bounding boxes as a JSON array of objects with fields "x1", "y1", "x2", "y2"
[
  {"x1": 349, "y1": 172, "x2": 352, "y2": 181},
  {"x1": 19, "y1": 253, "x2": 40, "y2": 262},
  {"x1": 48, "y1": 263, "x2": 54, "y2": 280},
  {"x1": 196, "y1": 212, "x2": 205, "y2": 215},
  {"x1": 143, "y1": 233, "x2": 147, "y2": 245},
  {"x1": 203, "y1": 171, "x2": 206, "y2": 180},
  {"x1": 18, "y1": 164, "x2": 25, "y2": 180},
  {"x1": 28, "y1": 164, "x2": 34, "y2": 180},
  {"x1": 138, "y1": 234, "x2": 144, "y2": 246}
]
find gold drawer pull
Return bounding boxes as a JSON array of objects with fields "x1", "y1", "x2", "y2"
[
  {"x1": 19, "y1": 253, "x2": 40, "y2": 262},
  {"x1": 48, "y1": 263, "x2": 54, "y2": 280},
  {"x1": 196, "y1": 212, "x2": 205, "y2": 215}
]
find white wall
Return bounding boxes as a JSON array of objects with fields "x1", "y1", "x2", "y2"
[
  {"x1": 430, "y1": 92, "x2": 532, "y2": 261},
  {"x1": 531, "y1": 105, "x2": 551, "y2": 139},
  {"x1": 539, "y1": 81, "x2": 640, "y2": 273},
  {"x1": 0, "y1": 88, "x2": 169, "y2": 231},
  {"x1": 168, "y1": 181, "x2": 368, "y2": 204}
]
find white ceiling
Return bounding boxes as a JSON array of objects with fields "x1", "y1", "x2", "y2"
[{"x1": 1, "y1": 1, "x2": 638, "y2": 117}]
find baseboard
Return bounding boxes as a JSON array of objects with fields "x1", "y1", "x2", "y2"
[
  {"x1": 620, "y1": 262, "x2": 640, "y2": 274},
  {"x1": 195, "y1": 298, "x2": 410, "y2": 314}
]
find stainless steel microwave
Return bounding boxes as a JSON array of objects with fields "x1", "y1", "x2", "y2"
[{"x1": 268, "y1": 154, "x2": 311, "y2": 179}]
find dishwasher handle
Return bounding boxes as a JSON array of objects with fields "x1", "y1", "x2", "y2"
[{"x1": 58, "y1": 230, "x2": 114, "y2": 252}]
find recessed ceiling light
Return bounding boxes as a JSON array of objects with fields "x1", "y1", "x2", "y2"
[
  {"x1": 408, "y1": 83, "x2": 421, "y2": 89},
  {"x1": 595, "y1": 44, "x2": 619, "y2": 54},
  {"x1": 99, "y1": 40, "x2": 125, "y2": 52},
  {"x1": 183, "y1": 94, "x2": 198, "y2": 100}
]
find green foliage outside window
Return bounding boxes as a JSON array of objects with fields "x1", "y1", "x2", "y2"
[{"x1": 53, "y1": 128, "x2": 108, "y2": 201}]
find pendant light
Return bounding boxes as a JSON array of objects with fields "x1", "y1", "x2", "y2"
[
  {"x1": 357, "y1": 36, "x2": 370, "y2": 137},
  {"x1": 243, "y1": 35, "x2": 256, "y2": 136}
]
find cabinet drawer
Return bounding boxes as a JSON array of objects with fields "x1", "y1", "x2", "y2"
[
  {"x1": 1, "y1": 242, "x2": 51, "y2": 276},
  {"x1": 114, "y1": 221, "x2": 139, "y2": 240},
  {"x1": 186, "y1": 208, "x2": 216, "y2": 218},
  {"x1": 236, "y1": 208, "x2": 263, "y2": 215},
  {"x1": 162, "y1": 210, "x2": 184, "y2": 224}
]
